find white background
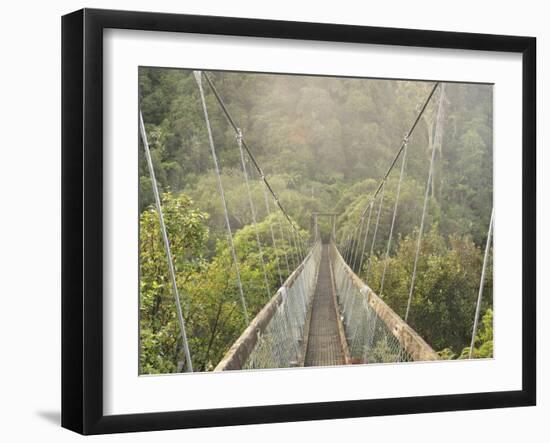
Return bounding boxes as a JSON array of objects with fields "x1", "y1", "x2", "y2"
[{"x1": 0, "y1": 0, "x2": 546, "y2": 441}]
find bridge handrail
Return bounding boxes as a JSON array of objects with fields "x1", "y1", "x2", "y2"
[
  {"x1": 214, "y1": 241, "x2": 321, "y2": 371},
  {"x1": 330, "y1": 242, "x2": 439, "y2": 362}
]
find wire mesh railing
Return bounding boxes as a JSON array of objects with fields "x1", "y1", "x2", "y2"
[
  {"x1": 215, "y1": 241, "x2": 322, "y2": 371},
  {"x1": 330, "y1": 243, "x2": 438, "y2": 364}
]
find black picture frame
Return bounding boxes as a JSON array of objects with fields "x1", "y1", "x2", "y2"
[{"x1": 61, "y1": 8, "x2": 536, "y2": 435}]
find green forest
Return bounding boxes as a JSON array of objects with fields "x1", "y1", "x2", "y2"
[{"x1": 138, "y1": 68, "x2": 493, "y2": 373}]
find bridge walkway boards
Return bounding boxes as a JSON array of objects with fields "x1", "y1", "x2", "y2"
[{"x1": 303, "y1": 244, "x2": 345, "y2": 367}]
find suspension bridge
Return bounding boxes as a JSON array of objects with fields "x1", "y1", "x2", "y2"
[{"x1": 139, "y1": 72, "x2": 494, "y2": 373}]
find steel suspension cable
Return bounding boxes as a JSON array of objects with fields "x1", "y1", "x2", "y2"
[
  {"x1": 405, "y1": 84, "x2": 445, "y2": 322},
  {"x1": 236, "y1": 129, "x2": 271, "y2": 299},
  {"x1": 139, "y1": 111, "x2": 193, "y2": 372},
  {"x1": 379, "y1": 141, "x2": 408, "y2": 297},
  {"x1": 469, "y1": 208, "x2": 494, "y2": 358},
  {"x1": 195, "y1": 72, "x2": 249, "y2": 325}
]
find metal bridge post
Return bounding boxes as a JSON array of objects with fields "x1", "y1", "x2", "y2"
[{"x1": 139, "y1": 111, "x2": 193, "y2": 372}]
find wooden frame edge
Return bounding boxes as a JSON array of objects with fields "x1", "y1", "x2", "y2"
[{"x1": 61, "y1": 9, "x2": 85, "y2": 434}]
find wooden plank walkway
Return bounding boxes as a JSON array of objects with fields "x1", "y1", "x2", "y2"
[{"x1": 303, "y1": 244, "x2": 345, "y2": 367}]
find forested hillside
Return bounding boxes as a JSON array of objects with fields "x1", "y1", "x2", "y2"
[{"x1": 139, "y1": 68, "x2": 493, "y2": 373}]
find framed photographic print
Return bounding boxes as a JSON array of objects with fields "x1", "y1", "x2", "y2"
[{"x1": 61, "y1": 8, "x2": 536, "y2": 435}]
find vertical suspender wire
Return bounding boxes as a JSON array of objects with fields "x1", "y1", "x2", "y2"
[
  {"x1": 315, "y1": 216, "x2": 320, "y2": 243},
  {"x1": 342, "y1": 233, "x2": 349, "y2": 261},
  {"x1": 291, "y1": 224, "x2": 304, "y2": 263},
  {"x1": 343, "y1": 224, "x2": 361, "y2": 319},
  {"x1": 237, "y1": 128, "x2": 271, "y2": 299},
  {"x1": 352, "y1": 216, "x2": 366, "y2": 273},
  {"x1": 348, "y1": 224, "x2": 359, "y2": 268},
  {"x1": 342, "y1": 234, "x2": 350, "y2": 260},
  {"x1": 304, "y1": 238, "x2": 310, "y2": 262},
  {"x1": 289, "y1": 224, "x2": 300, "y2": 270},
  {"x1": 299, "y1": 228, "x2": 308, "y2": 261},
  {"x1": 350, "y1": 226, "x2": 360, "y2": 265},
  {"x1": 379, "y1": 141, "x2": 408, "y2": 297},
  {"x1": 290, "y1": 221, "x2": 304, "y2": 262},
  {"x1": 294, "y1": 227, "x2": 303, "y2": 262},
  {"x1": 341, "y1": 232, "x2": 354, "y2": 317},
  {"x1": 288, "y1": 220, "x2": 309, "y2": 316},
  {"x1": 343, "y1": 231, "x2": 351, "y2": 253},
  {"x1": 357, "y1": 202, "x2": 374, "y2": 277},
  {"x1": 263, "y1": 185, "x2": 284, "y2": 286},
  {"x1": 278, "y1": 222, "x2": 292, "y2": 277},
  {"x1": 344, "y1": 228, "x2": 354, "y2": 262},
  {"x1": 345, "y1": 226, "x2": 358, "y2": 264},
  {"x1": 343, "y1": 235, "x2": 351, "y2": 259},
  {"x1": 347, "y1": 226, "x2": 357, "y2": 267},
  {"x1": 365, "y1": 183, "x2": 386, "y2": 283},
  {"x1": 286, "y1": 224, "x2": 298, "y2": 270},
  {"x1": 405, "y1": 85, "x2": 445, "y2": 322},
  {"x1": 194, "y1": 71, "x2": 249, "y2": 325},
  {"x1": 347, "y1": 229, "x2": 356, "y2": 259},
  {"x1": 469, "y1": 208, "x2": 494, "y2": 358},
  {"x1": 355, "y1": 216, "x2": 366, "y2": 269},
  {"x1": 300, "y1": 236, "x2": 308, "y2": 262},
  {"x1": 338, "y1": 229, "x2": 347, "y2": 251},
  {"x1": 314, "y1": 216, "x2": 318, "y2": 243},
  {"x1": 290, "y1": 225, "x2": 305, "y2": 282},
  {"x1": 139, "y1": 111, "x2": 193, "y2": 373},
  {"x1": 342, "y1": 232, "x2": 351, "y2": 263}
]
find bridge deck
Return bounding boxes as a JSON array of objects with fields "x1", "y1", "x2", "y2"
[{"x1": 303, "y1": 244, "x2": 345, "y2": 367}]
